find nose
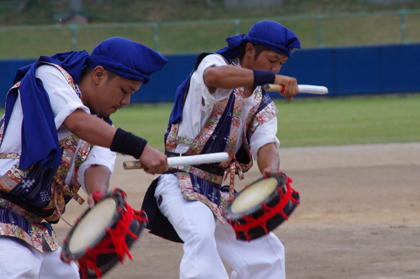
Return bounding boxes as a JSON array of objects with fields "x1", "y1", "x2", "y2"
[
  {"x1": 121, "y1": 95, "x2": 131, "y2": 106},
  {"x1": 272, "y1": 64, "x2": 282, "y2": 74}
]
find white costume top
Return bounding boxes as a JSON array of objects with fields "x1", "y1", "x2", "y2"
[
  {"x1": 0, "y1": 65, "x2": 116, "y2": 190},
  {"x1": 176, "y1": 54, "x2": 279, "y2": 159}
]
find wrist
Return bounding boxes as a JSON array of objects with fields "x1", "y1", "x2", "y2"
[
  {"x1": 110, "y1": 128, "x2": 147, "y2": 159},
  {"x1": 252, "y1": 69, "x2": 275, "y2": 87}
]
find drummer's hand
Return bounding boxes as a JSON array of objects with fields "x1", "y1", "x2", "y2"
[
  {"x1": 274, "y1": 75, "x2": 299, "y2": 101},
  {"x1": 84, "y1": 165, "x2": 111, "y2": 207},
  {"x1": 262, "y1": 167, "x2": 279, "y2": 178},
  {"x1": 87, "y1": 191, "x2": 104, "y2": 208},
  {"x1": 139, "y1": 145, "x2": 168, "y2": 175}
]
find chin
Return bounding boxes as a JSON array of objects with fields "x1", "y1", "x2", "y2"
[{"x1": 96, "y1": 112, "x2": 110, "y2": 118}]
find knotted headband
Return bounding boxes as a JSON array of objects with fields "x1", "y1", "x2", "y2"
[{"x1": 216, "y1": 20, "x2": 301, "y2": 59}]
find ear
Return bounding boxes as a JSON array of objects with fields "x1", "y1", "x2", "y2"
[
  {"x1": 245, "y1": 43, "x2": 255, "y2": 58},
  {"x1": 92, "y1": 66, "x2": 107, "y2": 85}
]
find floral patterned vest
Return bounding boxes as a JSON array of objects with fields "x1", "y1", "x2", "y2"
[
  {"x1": 164, "y1": 57, "x2": 278, "y2": 222},
  {"x1": 0, "y1": 62, "x2": 91, "y2": 252}
]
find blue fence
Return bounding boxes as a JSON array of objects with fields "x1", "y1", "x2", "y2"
[{"x1": 0, "y1": 43, "x2": 419, "y2": 106}]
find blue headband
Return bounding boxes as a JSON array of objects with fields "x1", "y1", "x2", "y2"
[
  {"x1": 216, "y1": 20, "x2": 301, "y2": 59},
  {"x1": 87, "y1": 37, "x2": 168, "y2": 84}
]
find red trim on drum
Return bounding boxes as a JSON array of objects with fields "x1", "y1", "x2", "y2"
[{"x1": 227, "y1": 179, "x2": 299, "y2": 242}]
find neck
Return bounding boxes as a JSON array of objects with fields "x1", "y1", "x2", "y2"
[
  {"x1": 77, "y1": 79, "x2": 89, "y2": 108},
  {"x1": 239, "y1": 56, "x2": 252, "y2": 70},
  {"x1": 237, "y1": 57, "x2": 253, "y2": 98},
  {"x1": 243, "y1": 86, "x2": 254, "y2": 98}
]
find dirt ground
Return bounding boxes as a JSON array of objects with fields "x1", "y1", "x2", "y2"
[{"x1": 56, "y1": 142, "x2": 420, "y2": 279}]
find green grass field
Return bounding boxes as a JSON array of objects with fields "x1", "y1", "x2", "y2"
[
  {"x1": 0, "y1": 94, "x2": 417, "y2": 151},
  {"x1": 108, "y1": 94, "x2": 420, "y2": 152}
]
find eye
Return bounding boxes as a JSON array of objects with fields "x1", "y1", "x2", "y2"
[{"x1": 122, "y1": 88, "x2": 128, "y2": 94}]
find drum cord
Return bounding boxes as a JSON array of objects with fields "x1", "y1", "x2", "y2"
[
  {"x1": 224, "y1": 158, "x2": 245, "y2": 202},
  {"x1": 52, "y1": 169, "x2": 86, "y2": 227},
  {"x1": 53, "y1": 184, "x2": 74, "y2": 227}
]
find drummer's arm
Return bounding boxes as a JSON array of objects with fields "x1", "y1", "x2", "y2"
[
  {"x1": 256, "y1": 142, "x2": 280, "y2": 175},
  {"x1": 84, "y1": 165, "x2": 111, "y2": 207}
]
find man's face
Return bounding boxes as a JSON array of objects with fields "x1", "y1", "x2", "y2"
[
  {"x1": 251, "y1": 49, "x2": 288, "y2": 74},
  {"x1": 92, "y1": 72, "x2": 142, "y2": 118}
]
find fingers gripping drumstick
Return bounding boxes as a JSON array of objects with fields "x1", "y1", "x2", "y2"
[
  {"x1": 264, "y1": 84, "x2": 329, "y2": 95},
  {"x1": 123, "y1": 152, "x2": 230, "y2": 170}
]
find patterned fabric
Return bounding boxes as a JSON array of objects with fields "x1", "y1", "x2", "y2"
[
  {"x1": 0, "y1": 63, "x2": 91, "y2": 252},
  {"x1": 165, "y1": 57, "x2": 278, "y2": 221},
  {"x1": 0, "y1": 208, "x2": 59, "y2": 252},
  {"x1": 177, "y1": 173, "x2": 228, "y2": 223}
]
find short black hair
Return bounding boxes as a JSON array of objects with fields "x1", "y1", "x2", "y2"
[
  {"x1": 80, "y1": 66, "x2": 116, "y2": 82},
  {"x1": 106, "y1": 70, "x2": 116, "y2": 82},
  {"x1": 80, "y1": 66, "x2": 93, "y2": 79},
  {"x1": 236, "y1": 43, "x2": 271, "y2": 60}
]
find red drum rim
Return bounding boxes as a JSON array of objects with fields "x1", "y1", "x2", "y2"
[
  {"x1": 224, "y1": 172, "x2": 300, "y2": 241},
  {"x1": 225, "y1": 173, "x2": 288, "y2": 221}
]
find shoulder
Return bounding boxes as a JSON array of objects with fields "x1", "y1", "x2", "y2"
[
  {"x1": 204, "y1": 53, "x2": 229, "y2": 63},
  {"x1": 198, "y1": 54, "x2": 229, "y2": 69},
  {"x1": 35, "y1": 64, "x2": 68, "y2": 83}
]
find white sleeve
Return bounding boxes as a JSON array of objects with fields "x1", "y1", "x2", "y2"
[
  {"x1": 192, "y1": 54, "x2": 233, "y2": 106},
  {"x1": 77, "y1": 145, "x2": 117, "y2": 193},
  {"x1": 0, "y1": 65, "x2": 91, "y2": 175},
  {"x1": 176, "y1": 54, "x2": 234, "y2": 146},
  {"x1": 35, "y1": 65, "x2": 90, "y2": 141},
  {"x1": 249, "y1": 116, "x2": 280, "y2": 160}
]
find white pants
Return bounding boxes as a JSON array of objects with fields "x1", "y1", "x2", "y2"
[
  {"x1": 0, "y1": 236, "x2": 79, "y2": 279},
  {"x1": 155, "y1": 174, "x2": 286, "y2": 279}
]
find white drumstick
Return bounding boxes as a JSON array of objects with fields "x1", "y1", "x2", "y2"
[
  {"x1": 263, "y1": 84, "x2": 329, "y2": 95},
  {"x1": 123, "y1": 152, "x2": 230, "y2": 170}
]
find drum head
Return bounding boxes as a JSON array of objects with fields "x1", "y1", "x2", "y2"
[
  {"x1": 227, "y1": 174, "x2": 285, "y2": 219},
  {"x1": 231, "y1": 177, "x2": 278, "y2": 214},
  {"x1": 61, "y1": 189, "x2": 148, "y2": 279},
  {"x1": 62, "y1": 193, "x2": 124, "y2": 262},
  {"x1": 224, "y1": 173, "x2": 300, "y2": 241},
  {"x1": 69, "y1": 198, "x2": 118, "y2": 256}
]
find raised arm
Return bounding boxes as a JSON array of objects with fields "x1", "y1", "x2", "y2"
[
  {"x1": 203, "y1": 65, "x2": 298, "y2": 100},
  {"x1": 203, "y1": 65, "x2": 254, "y2": 90}
]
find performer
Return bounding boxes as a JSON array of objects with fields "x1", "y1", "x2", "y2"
[
  {"x1": 142, "y1": 20, "x2": 300, "y2": 278},
  {"x1": 0, "y1": 37, "x2": 168, "y2": 279}
]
